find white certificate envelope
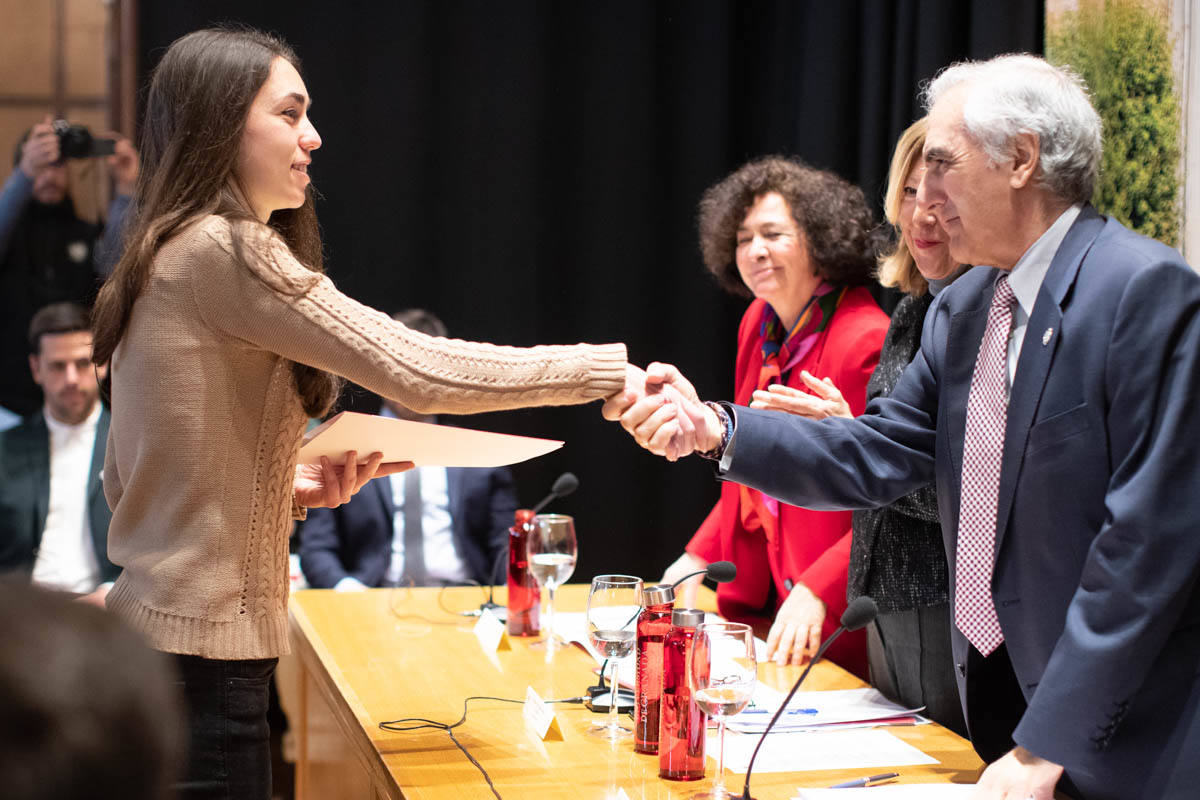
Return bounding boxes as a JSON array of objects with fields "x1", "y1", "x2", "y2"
[{"x1": 297, "y1": 411, "x2": 563, "y2": 468}]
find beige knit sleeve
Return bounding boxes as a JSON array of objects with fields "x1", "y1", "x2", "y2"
[
  {"x1": 101, "y1": 425, "x2": 123, "y2": 511},
  {"x1": 190, "y1": 219, "x2": 627, "y2": 415}
]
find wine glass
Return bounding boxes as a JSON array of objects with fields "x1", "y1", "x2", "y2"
[
  {"x1": 586, "y1": 574, "x2": 643, "y2": 740},
  {"x1": 689, "y1": 622, "x2": 756, "y2": 799},
  {"x1": 528, "y1": 514, "x2": 577, "y2": 652}
]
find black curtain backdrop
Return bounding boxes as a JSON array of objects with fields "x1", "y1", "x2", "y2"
[{"x1": 138, "y1": 1, "x2": 1042, "y2": 587}]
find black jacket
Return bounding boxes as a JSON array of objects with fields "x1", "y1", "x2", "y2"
[{"x1": 0, "y1": 407, "x2": 118, "y2": 584}]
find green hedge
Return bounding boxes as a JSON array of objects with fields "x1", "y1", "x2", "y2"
[{"x1": 1047, "y1": 0, "x2": 1180, "y2": 247}]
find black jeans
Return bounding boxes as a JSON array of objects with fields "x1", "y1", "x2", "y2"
[{"x1": 172, "y1": 654, "x2": 278, "y2": 800}]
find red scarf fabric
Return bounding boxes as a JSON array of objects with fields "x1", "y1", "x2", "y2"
[{"x1": 738, "y1": 284, "x2": 848, "y2": 543}]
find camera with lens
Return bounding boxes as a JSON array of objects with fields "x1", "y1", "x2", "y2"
[{"x1": 52, "y1": 119, "x2": 116, "y2": 160}]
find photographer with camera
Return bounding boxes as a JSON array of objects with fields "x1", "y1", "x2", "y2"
[{"x1": 0, "y1": 116, "x2": 138, "y2": 416}]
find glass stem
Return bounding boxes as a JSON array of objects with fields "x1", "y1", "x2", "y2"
[
  {"x1": 607, "y1": 659, "x2": 620, "y2": 733},
  {"x1": 545, "y1": 585, "x2": 556, "y2": 645},
  {"x1": 714, "y1": 718, "x2": 726, "y2": 794}
]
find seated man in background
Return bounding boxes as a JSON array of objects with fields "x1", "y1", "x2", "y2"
[
  {"x1": 0, "y1": 117, "x2": 137, "y2": 415},
  {"x1": 299, "y1": 309, "x2": 519, "y2": 590},
  {"x1": 0, "y1": 302, "x2": 117, "y2": 604}
]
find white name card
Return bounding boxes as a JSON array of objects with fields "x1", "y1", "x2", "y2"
[
  {"x1": 523, "y1": 686, "x2": 564, "y2": 741},
  {"x1": 474, "y1": 608, "x2": 511, "y2": 652}
]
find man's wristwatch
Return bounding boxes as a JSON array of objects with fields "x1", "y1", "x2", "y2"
[{"x1": 697, "y1": 401, "x2": 733, "y2": 460}]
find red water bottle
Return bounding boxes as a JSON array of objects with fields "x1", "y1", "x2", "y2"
[
  {"x1": 658, "y1": 608, "x2": 706, "y2": 780},
  {"x1": 506, "y1": 509, "x2": 540, "y2": 636},
  {"x1": 634, "y1": 583, "x2": 675, "y2": 754}
]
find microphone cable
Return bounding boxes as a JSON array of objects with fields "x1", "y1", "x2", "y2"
[
  {"x1": 384, "y1": 580, "x2": 489, "y2": 626},
  {"x1": 378, "y1": 693, "x2": 588, "y2": 799}
]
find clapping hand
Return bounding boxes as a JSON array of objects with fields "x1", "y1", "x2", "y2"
[
  {"x1": 750, "y1": 369, "x2": 852, "y2": 420},
  {"x1": 294, "y1": 450, "x2": 413, "y2": 509}
]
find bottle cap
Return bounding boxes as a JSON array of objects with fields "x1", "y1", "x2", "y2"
[
  {"x1": 670, "y1": 608, "x2": 704, "y2": 628},
  {"x1": 641, "y1": 583, "x2": 675, "y2": 606},
  {"x1": 513, "y1": 509, "x2": 534, "y2": 528}
]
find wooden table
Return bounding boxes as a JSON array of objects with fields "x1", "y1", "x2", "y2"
[{"x1": 286, "y1": 585, "x2": 984, "y2": 799}]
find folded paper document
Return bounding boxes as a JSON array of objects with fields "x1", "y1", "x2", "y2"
[
  {"x1": 729, "y1": 687, "x2": 926, "y2": 734},
  {"x1": 716, "y1": 728, "x2": 937, "y2": 774},
  {"x1": 298, "y1": 411, "x2": 563, "y2": 468}
]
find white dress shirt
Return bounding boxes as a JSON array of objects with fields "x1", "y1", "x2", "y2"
[
  {"x1": 385, "y1": 464, "x2": 470, "y2": 585},
  {"x1": 32, "y1": 403, "x2": 102, "y2": 593},
  {"x1": 333, "y1": 410, "x2": 472, "y2": 592},
  {"x1": 1005, "y1": 204, "x2": 1083, "y2": 392}
]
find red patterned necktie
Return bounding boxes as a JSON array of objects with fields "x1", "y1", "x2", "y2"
[{"x1": 955, "y1": 274, "x2": 1015, "y2": 656}]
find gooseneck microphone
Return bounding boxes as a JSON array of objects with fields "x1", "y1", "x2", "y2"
[
  {"x1": 468, "y1": 472, "x2": 581, "y2": 617},
  {"x1": 470, "y1": 552, "x2": 508, "y2": 617},
  {"x1": 669, "y1": 560, "x2": 738, "y2": 588},
  {"x1": 741, "y1": 596, "x2": 878, "y2": 800},
  {"x1": 530, "y1": 472, "x2": 579, "y2": 514}
]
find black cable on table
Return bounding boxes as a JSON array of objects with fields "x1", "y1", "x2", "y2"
[{"x1": 378, "y1": 694, "x2": 586, "y2": 799}]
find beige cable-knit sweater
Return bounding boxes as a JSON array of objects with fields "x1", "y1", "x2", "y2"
[{"x1": 103, "y1": 216, "x2": 626, "y2": 659}]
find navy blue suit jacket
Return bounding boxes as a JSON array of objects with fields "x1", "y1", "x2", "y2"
[
  {"x1": 298, "y1": 465, "x2": 517, "y2": 588},
  {"x1": 721, "y1": 208, "x2": 1200, "y2": 799},
  {"x1": 0, "y1": 407, "x2": 118, "y2": 584}
]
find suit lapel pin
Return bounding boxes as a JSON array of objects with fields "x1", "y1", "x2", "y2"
[{"x1": 1042, "y1": 328, "x2": 1053, "y2": 346}]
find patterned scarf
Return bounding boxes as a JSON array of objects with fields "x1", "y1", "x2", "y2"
[{"x1": 739, "y1": 283, "x2": 848, "y2": 542}]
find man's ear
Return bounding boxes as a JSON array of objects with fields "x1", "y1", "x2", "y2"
[
  {"x1": 29, "y1": 353, "x2": 43, "y2": 387},
  {"x1": 1010, "y1": 131, "x2": 1040, "y2": 189}
]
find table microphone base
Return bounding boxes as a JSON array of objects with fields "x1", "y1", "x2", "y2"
[
  {"x1": 584, "y1": 688, "x2": 635, "y2": 715},
  {"x1": 462, "y1": 602, "x2": 507, "y2": 621}
]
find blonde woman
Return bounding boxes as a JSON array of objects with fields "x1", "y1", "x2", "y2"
[{"x1": 751, "y1": 118, "x2": 967, "y2": 733}]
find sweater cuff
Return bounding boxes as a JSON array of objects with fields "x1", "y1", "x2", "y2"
[{"x1": 587, "y1": 343, "x2": 628, "y2": 399}]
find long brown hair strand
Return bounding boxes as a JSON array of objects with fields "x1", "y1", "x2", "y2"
[{"x1": 91, "y1": 26, "x2": 341, "y2": 417}]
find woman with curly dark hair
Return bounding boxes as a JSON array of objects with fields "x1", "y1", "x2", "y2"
[
  {"x1": 661, "y1": 157, "x2": 889, "y2": 677},
  {"x1": 735, "y1": 125, "x2": 970, "y2": 734}
]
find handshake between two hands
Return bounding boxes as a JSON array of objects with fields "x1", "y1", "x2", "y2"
[
  {"x1": 291, "y1": 362, "x2": 715, "y2": 511},
  {"x1": 605, "y1": 362, "x2": 856, "y2": 462},
  {"x1": 602, "y1": 363, "x2": 724, "y2": 462}
]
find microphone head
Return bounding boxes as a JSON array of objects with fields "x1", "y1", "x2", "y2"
[
  {"x1": 840, "y1": 596, "x2": 878, "y2": 632},
  {"x1": 705, "y1": 561, "x2": 737, "y2": 583},
  {"x1": 551, "y1": 472, "x2": 579, "y2": 498}
]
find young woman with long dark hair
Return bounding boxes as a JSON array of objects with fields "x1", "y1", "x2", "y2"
[{"x1": 92, "y1": 27, "x2": 631, "y2": 798}]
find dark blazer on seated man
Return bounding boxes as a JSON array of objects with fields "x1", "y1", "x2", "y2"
[
  {"x1": 0, "y1": 407, "x2": 118, "y2": 584},
  {"x1": 299, "y1": 464, "x2": 518, "y2": 589}
]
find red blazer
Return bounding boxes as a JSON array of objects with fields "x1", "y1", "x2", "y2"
[{"x1": 687, "y1": 288, "x2": 888, "y2": 678}]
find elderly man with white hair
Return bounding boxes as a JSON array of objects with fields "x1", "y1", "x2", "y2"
[{"x1": 607, "y1": 54, "x2": 1200, "y2": 799}]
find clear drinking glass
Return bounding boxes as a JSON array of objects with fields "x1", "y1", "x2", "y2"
[
  {"x1": 688, "y1": 622, "x2": 756, "y2": 799},
  {"x1": 586, "y1": 574, "x2": 643, "y2": 740},
  {"x1": 527, "y1": 514, "x2": 577, "y2": 652}
]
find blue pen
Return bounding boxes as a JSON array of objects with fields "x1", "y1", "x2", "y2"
[
  {"x1": 740, "y1": 705, "x2": 818, "y2": 715},
  {"x1": 829, "y1": 772, "x2": 900, "y2": 789}
]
